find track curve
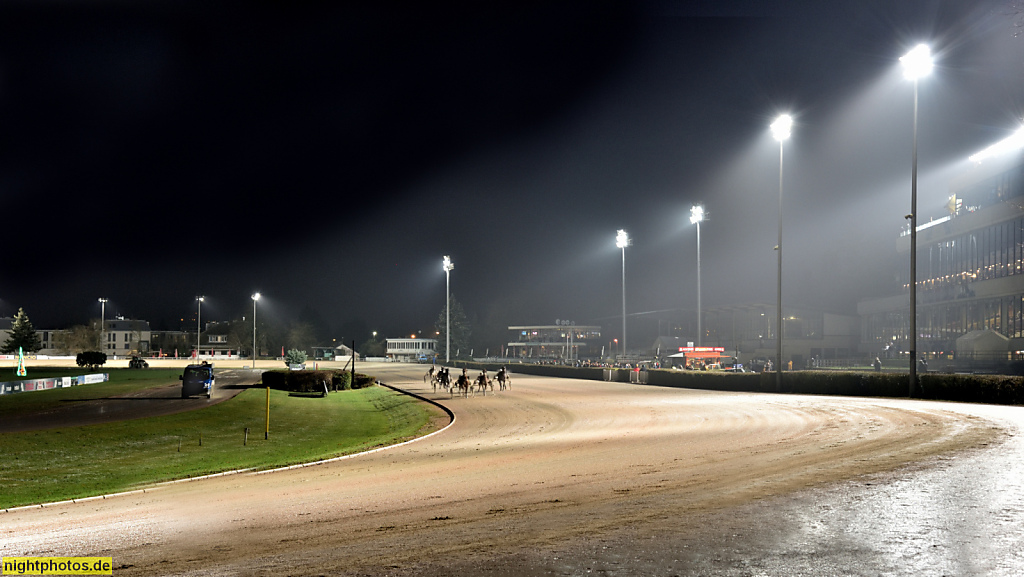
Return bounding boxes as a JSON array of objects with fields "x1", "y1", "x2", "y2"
[{"x1": 0, "y1": 363, "x2": 1000, "y2": 575}]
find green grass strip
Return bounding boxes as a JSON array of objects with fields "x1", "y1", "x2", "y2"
[
  {"x1": 0, "y1": 369, "x2": 183, "y2": 420},
  {"x1": 0, "y1": 386, "x2": 440, "y2": 509}
]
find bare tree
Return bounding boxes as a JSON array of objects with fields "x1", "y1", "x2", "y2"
[
  {"x1": 54, "y1": 321, "x2": 101, "y2": 354},
  {"x1": 286, "y1": 322, "x2": 317, "y2": 353}
]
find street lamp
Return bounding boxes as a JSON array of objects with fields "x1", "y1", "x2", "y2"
[
  {"x1": 98, "y1": 298, "x2": 108, "y2": 352},
  {"x1": 900, "y1": 43, "x2": 933, "y2": 397},
  {"x1": 196, "y1": 296, "x2": 205, "y2": 360},
  {"x1": 690, "y1": 205, "x2": 705, "y2": 346},
  {"x1": 251, "y1": 292, "x2": 261, "y2": 367},
  {"x1": 442, "y1": 256, "x2": 454, "y2": 363},
  {"x1": 616, "y1": 229, "x2": 630, "y2": 359},
  {"x1": 770, "y1": 113, "x2": 792, "y2": 392}
]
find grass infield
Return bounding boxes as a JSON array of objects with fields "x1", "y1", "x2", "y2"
[
  {"x1": 0, "y1": 372, "x2": 442, "y2": 509},
  {"x1": 0, "y1": 368, "x2": 183, "y2": 421}
]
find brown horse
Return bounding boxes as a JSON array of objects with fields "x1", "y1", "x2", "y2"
[
  {"x1": 475, "y1": 371, "x2": 492, "y2": 396},
  {"x1": 453, "y1": 370, "x2": 472, "y2": 398}
]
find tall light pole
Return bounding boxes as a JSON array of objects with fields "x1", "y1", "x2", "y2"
[
  {"x1": 901, "y1": 43, "x2": 933, "y2": 397},
  {"x1": 616, "y1": 229, "x2": 630, "y2": 359},
  {"x1": 770, "y1": 114, "x2": 793, "y2": 392},
  {"x1": 196, "y1": 296, "x2": 205, "y2": 359},
  {"x1": 251, "y1": 292, "x2": 261, "y2": 367},
  {"x1": 690, "y1": 205, "x2": 705, "y2": 346},
  {"x1": 442, "y1": 256, "x2": 454, "y2": 363},
  {"x1": 98, "y1": 297, "x2": 108, "y2": 352}
]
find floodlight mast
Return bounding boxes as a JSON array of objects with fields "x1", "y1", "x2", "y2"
[
  {"x1": 251, "y1": 292, "x2": 261, "y2": 368},
  {"x1": 900, "y1": 43, "x2": 932, "y2": 397},
  {"x1": 196, "y1": 296, "x2": 205, "y2": 359},
  {"x1": 443, "y1": 256, "x2": 454, "y2": 363},
  {"x1": 770, "y1": 114, "x2": 792, "y2": 392},
  {"x1": 690, "y1": 206, "x2": 705, "y2": 346},
  {"x1": 98, "y1": 298, "x2": 108, "y2": 352},
  {"x1": 616, "y1": 230, "x2": 630, "y2": 360}
]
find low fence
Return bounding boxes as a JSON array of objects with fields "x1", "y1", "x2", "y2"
[
  {"x1": 602, "y1": 368, "x2": 648, "y2": 384},
  {"x1": 450, "y1": 361, "x2": 1023, "y2": 405},
  {"x1": 0, "y1": 373, "x2": 109, "y2": 395}
]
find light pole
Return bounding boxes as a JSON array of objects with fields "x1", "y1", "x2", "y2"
[
  {"x1": 770, "y1": 113, "x2": 793, "y2": 392},
  {"x1": 98, "y1": 297, "x2": 108, "y2": 352},
  {"x1": 616, "y1": 230, "x2": 630, "y2": 359},
  {"x1": 900, "y1": 43, "x2": 933, "y2": 397},
  {"x1": 251, "y1": 292, "x2": 261, "y2": 367},
  {"x1": 442, "y1": 256, "x2": 454, "y2": 363},
  {"x1": 196, "y1": 296, "x2": 204, "y2": 359},
  {"x1": 690, "y1": 205, "x2": 705, "y2": 346}
]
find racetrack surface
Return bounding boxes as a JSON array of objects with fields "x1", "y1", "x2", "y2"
[{"x1": 1, "y1": 363, "x2": 1012, "y2": 575}]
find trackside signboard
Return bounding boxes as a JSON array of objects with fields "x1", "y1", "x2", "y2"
[{"x1": 0, "y1": 374, "x2": 109, "y2": 395}]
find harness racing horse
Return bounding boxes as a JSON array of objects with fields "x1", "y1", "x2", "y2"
[
  {"x1": 424, "y1": 365, "x2": 437, "y2": 390},
  {"x1": 496, "y1": 368, "x2": 511, "y2": 391},
  {"x1": 435, "y1": 368, "x2": 451, "y2": 392},
  {"x1": 453, "y1": 370, "x2": 473, "y2": 398},
  {"x1": 475, "y1": 371, "x2": 492, "y2": 396}
]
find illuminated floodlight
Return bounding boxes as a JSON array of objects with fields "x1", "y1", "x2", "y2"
[
  {"x1": 442, "y1": 255, "x2": 453, "y2": 362},
  {"x1": 968, "y1": 126, "x2": 1024, "y2": 163},
  {"x1": 251, "y1": 292, "x2": 261, "y2": 366},
  {"x1": 615, "y1": 229, "x2": 630, "y2": 358},
  {"x1": 689, "y1": 205, "x2": 705, "y2": 224},
  {"x1": 770, "y1": 114, "x2": 793, "y2": 142},
  {"x1": 900, "y1": 44, "x2": 933, "y2": 81},
  {"x1": 690, "y1": 205, "x2": 705, "y2": 345}
]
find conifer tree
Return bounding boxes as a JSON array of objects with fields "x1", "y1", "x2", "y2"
[
  {"x1": 434, "y1": 295, "x2": 471, "y2": 360},
  {"x1": 2, "y1": 308, "x2": 42, "y2": 354}
]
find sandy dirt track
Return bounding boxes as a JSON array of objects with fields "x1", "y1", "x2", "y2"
[{"x1": 0, "y1": 363, "x2": 1002, "y2": 575}]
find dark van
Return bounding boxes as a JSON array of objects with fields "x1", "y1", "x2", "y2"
[{"x1": 180, "y1": 363, "x2": 215, "y2": 398}]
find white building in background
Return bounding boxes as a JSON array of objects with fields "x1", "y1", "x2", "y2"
[
  {"x1": 0, "y1": 317, "x2": 151, "y2": 357},
  {"x1": 101, "y1": 319, "x2": 152, "y2": 356},
  {"x1": 386, "y1": 338, "x2": 437, "y2": 362}
]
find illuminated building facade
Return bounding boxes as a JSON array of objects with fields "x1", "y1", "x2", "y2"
[
  {"x1": 506, "y1": 323, "x2": 602, "y2": 360},
  {"x1": 859, "y1": 139, "x2": 1024, "y2": 361},
  {"x1": 386, "y1": 338, "x2": 437, "y2": 362}
]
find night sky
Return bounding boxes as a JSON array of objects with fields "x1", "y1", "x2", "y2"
[{"x1": 2, "y1": 1, "x2": 1022, "y2": 350}]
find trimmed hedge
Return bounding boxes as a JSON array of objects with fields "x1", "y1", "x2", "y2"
[
  {"x1": 451, "y1": 363, "x2": 1024, "y2": 405},
  {"x1": 261, "y1": 370, "x2": 377, "y2": 393}
]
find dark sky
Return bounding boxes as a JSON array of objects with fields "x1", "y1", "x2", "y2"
[{"x1": 2, "y1": 1, "x2": 1022, "y2": 349}]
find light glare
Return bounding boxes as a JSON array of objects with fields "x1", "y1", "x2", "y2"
[
  {"x1": 968, "y1": 126, "x2": 1024, "y2": 163},
  {"x1": 690, "y1": 205, "x2": 705, "y2": 224},
  {"x1": 251, "y1": 292, "x2": 261, "y2": 301},
  {"x1": 616, "y1": 229, "x2": 630, "y2": 248},
  {"x1": 900, "y1": 44, "x2": 933, "y2": 81},
  {"x1": 442, "y1": 255, "x2": 454, "y2": 272},
  {"x1": 770, "y1": 114, "x2": 793, "y2": 142}
]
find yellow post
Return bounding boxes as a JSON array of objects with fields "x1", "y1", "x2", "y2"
[{"x1": 265, "y1": 386, "x2": 270, "y2": 440}]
